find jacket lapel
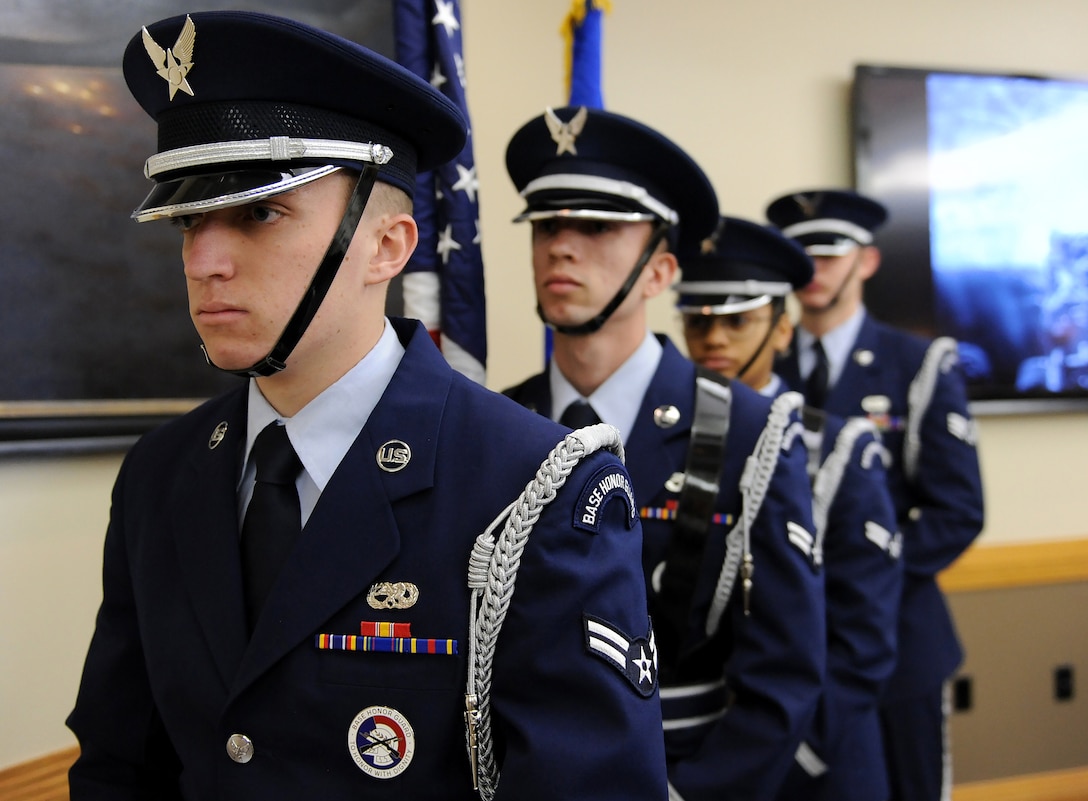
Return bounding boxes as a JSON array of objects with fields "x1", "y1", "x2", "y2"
[
  {"x1": 232, "y1": 320, "x2": 449, "y2": 693},
  {"x1": 172, "y1": 390, "x2": 250, "y2": 689},
  {"x1": 826, "y1": 315, "x2": 883, "y2": 415},
  {"x1": 625, "y1": 338, "x2": 693, "y2": 507},
  {"x1": 776, "y1": 342, "x2": 803, "y2": 393}
]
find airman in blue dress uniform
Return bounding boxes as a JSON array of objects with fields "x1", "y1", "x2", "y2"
[
  {"x1": 66, "y1": 12, "x2": 666, "y2": 800},
  {"x1": 676, "y1": 216, "x2": 904, "y2": 801},
  {"x1": 767, "y1": 189, "x2": 985, "y2": 801},
  {"x1": 502, "y1": 107, "x2": 825, "y2": 801}
]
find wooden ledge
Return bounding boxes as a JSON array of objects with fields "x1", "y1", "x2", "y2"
[
  {"x1": 0, "y1": 745, "x2": 77, "y2": 801},
  {"x1": 940, "y1": 537, "x2": 1088, "y2": 593},
  {"x1": 954, "y1": 766, "x2": 1088, "y2": 801}
]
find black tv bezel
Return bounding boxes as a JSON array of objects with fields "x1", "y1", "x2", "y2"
[{"x1": 851, "y1": 63, "x2": 1088, "y2": 416}]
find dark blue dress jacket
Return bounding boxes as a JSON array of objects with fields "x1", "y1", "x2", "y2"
[
  {"x1": 506, "y1": 335, "x2": 825, "y2": 801},
  {"x1": 777, "y1": 315, "x2": 984, "y2": 701},
  {"x1": 774, "y1": 401, "x2": 903, "y2": 801},
  {"x1": 67, "y1": 318, "x2": 667, "y2": 801}
]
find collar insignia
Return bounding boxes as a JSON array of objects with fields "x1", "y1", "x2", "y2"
[
  {"x1": 545, "y1": 106, "x2": 588, "y2": 156},
  {"x1": 208, "y1": 421, "x2": 228, "y2": 449},
  {"x1": 142, "y1": 14, "x2": 197, "y2": 101}
]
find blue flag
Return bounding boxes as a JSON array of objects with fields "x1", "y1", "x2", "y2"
[
  {"x1": 394, "y1": 0, "x2": 487, "y2": 384},
  {"x1": 546, "y1": 1, "x2": 609, "y2": 364},
  {"x1": 563, "y1": 0, "x2": 610, "y2": 109}
]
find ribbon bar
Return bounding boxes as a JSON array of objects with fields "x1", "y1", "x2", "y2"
[
  {"x1": 360, "y1": 621, "x2": 412, "y2": 637},
  {"x1": 640, "y1": 500, "x2": 733, "y2": 526},
  {"x1": 315, "y1": 633, "x2": 458, "y2": 655}
]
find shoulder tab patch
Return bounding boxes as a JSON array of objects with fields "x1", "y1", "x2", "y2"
[
  {"x1": 583, "y1": 615, "x2": 658, "y2": 697},
  {"x1": 947, "y1": 412, "x2": 979, "y2": 445},
  {"x1": 787, "y1": 520, "x2": 821, "y2": 567},
  {"x1": 573, "y1": 464, "x2": 637, "y2": 533},
  {"x1": 865, "y1": 521, "x2": 903, "y2": 559}
]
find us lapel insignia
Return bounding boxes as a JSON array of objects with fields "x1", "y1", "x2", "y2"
[
  {"x1": 545, "y1": 106, "x2": 588, "y2": 156},
  {"x1": 376, "y1": 440, "x2": 411, "y2": 472},
  {"x1": 854, "y1": 348, "x2": 875, "y2": 366},
  {"x1": 367, "y1": 581, "x2": 420, "y2": 610},
  {"x1": 142, "y1": 14, "x2": 197, "y2": 100},
  {"x1": 208, "y1": 421, "x2": 228, "y2": 449}
]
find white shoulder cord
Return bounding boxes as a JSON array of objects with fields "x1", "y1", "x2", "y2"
[
  {"x1": 811, "y1": 416, "x2": 881, "y2": 557},
  {"x1": 706, "y1": 391, "x2": 804, "y2": 636},
  {"x1": 904, "y1": 337, "x2": 959, "y2": 482},
  {"x1": 464, "y1": 423, "x2": 625, "y2": 800}
]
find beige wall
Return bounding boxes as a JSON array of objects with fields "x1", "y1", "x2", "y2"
[{"x1": 3, "y1": 0, "x2": 1087, "y2": 770}]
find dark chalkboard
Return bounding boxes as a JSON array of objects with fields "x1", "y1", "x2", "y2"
[{"x1": 0, "y1": 1, "x2": 395, "y2": 450}]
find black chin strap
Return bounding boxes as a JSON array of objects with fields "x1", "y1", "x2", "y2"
[
  {"x1": 736, "y1": 304, "x2": 786, "y2": 382},
  {"x1": 202, "y1": 166, "x2": 380, "y2": 378},
  {"x1": 819, "y1": 247, "x2": 864, "y2": 312},
  {"x1": 538, "y1": 220, "x2": 671, "y2": 337}
]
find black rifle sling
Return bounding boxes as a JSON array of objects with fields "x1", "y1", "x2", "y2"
[
  {"x1": 800, "y1": 405, "x2": 828, "y2": 482},
  {"x1": 655, "y1": 368, "x2": 733, "y2": 674}
]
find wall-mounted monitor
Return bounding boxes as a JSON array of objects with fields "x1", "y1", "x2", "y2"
[{"x1": 852, "y1": 64, "x2": 1088, "y2": 413}]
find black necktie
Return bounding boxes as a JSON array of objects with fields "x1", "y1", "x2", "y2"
[
  {"x1": 806, "y1": 340, "x2": 830, "y2": 409},
  {"x1": 241, "y1": 422, "x2": 303, "y2": 633},
  {"x1": 559, "y1": 400, "x2": 601, "y2": 428}
]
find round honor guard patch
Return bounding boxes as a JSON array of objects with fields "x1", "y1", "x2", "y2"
[{"x1": 348, "y1": 706, "x2": 416, "y2": 778}]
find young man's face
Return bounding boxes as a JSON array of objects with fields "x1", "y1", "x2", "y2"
[
  {"x1": 682, "y1": 304, "x2": 793, "y2": 392},
  {"x1": 174, "y1": 172, "x2": 359, "y2": 372},
  {"x1": 530, "y1": 217, "x2": 664, "y2": 330},
  {"x1": 795, "y1": 245, "x2": 877, "y2": 315}
]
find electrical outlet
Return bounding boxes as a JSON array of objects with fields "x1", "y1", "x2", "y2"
[
  {"x1": 1055, "y1": 665, "x2": 1074, "y2": 701},
  {"x1": 953, "y1": 675, "x2": 973, "y2": 712}
]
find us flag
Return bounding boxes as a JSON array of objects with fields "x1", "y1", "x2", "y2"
[{"x1": 394, "y1": 0, "x2": 487, "y2": 384}]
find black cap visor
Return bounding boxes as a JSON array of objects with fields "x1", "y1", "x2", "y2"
[{"x1": 132, "y1": 165, "x2": 340, "y2": 222}]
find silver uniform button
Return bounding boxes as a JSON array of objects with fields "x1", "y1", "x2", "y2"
[
  {"x1": 654, "y1": 405, "x2": 681, "y2": 428},
  {"x1": 665, "y1": 472, "x2": 685, "y2": 493},
  {"x1": 227, "y1": 733, "x2": 254, "y2": 764}
]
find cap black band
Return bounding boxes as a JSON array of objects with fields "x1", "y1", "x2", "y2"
[{"x1": 157, "y1": 100, "x2": 416, "y2": 190}]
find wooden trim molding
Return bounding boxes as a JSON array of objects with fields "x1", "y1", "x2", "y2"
[
  {"x1": 3, "y1": 745, "x2": 1087, "y2": 801},
  {"x1": 940, "y1": 537, "x2": 1088, "y2": 593},
  {"x1": 0, "y1": 746, "x2": 77, "y2": 801},
  {"x1": 954, "y1": 766, "x2": 1088, "y2": 801}
]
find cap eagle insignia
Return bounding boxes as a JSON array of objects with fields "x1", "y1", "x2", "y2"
[
  {"x1": 142, "y1": 14, "x2": 196, "y2": 101},
  {"x1": 545, "y1": 106, "x2": 589, "y2": 156},
  {"x1": 700, "y1": 218, "x2": 725, "y2": 254},
  {"x1": 793, "y1": 192, "x2": 823, "y2": 219}
]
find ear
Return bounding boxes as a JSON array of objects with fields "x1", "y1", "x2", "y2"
[
  {"x1": 642, "y1": 250, "x2": 678, "y2": 300},
  {"x1": 366, "y1": 213, "x2": 418, "y2": 285},
  {"x1": 858, "y1": 245, "x2": 881, "y2": 280},
  {"x1": 771, "y1": 312, "x2": 795, "y2": 355}
]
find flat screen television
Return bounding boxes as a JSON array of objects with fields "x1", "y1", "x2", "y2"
[{"x1": 852, "y1": 64, "x2": 1088, "y2": 413}]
